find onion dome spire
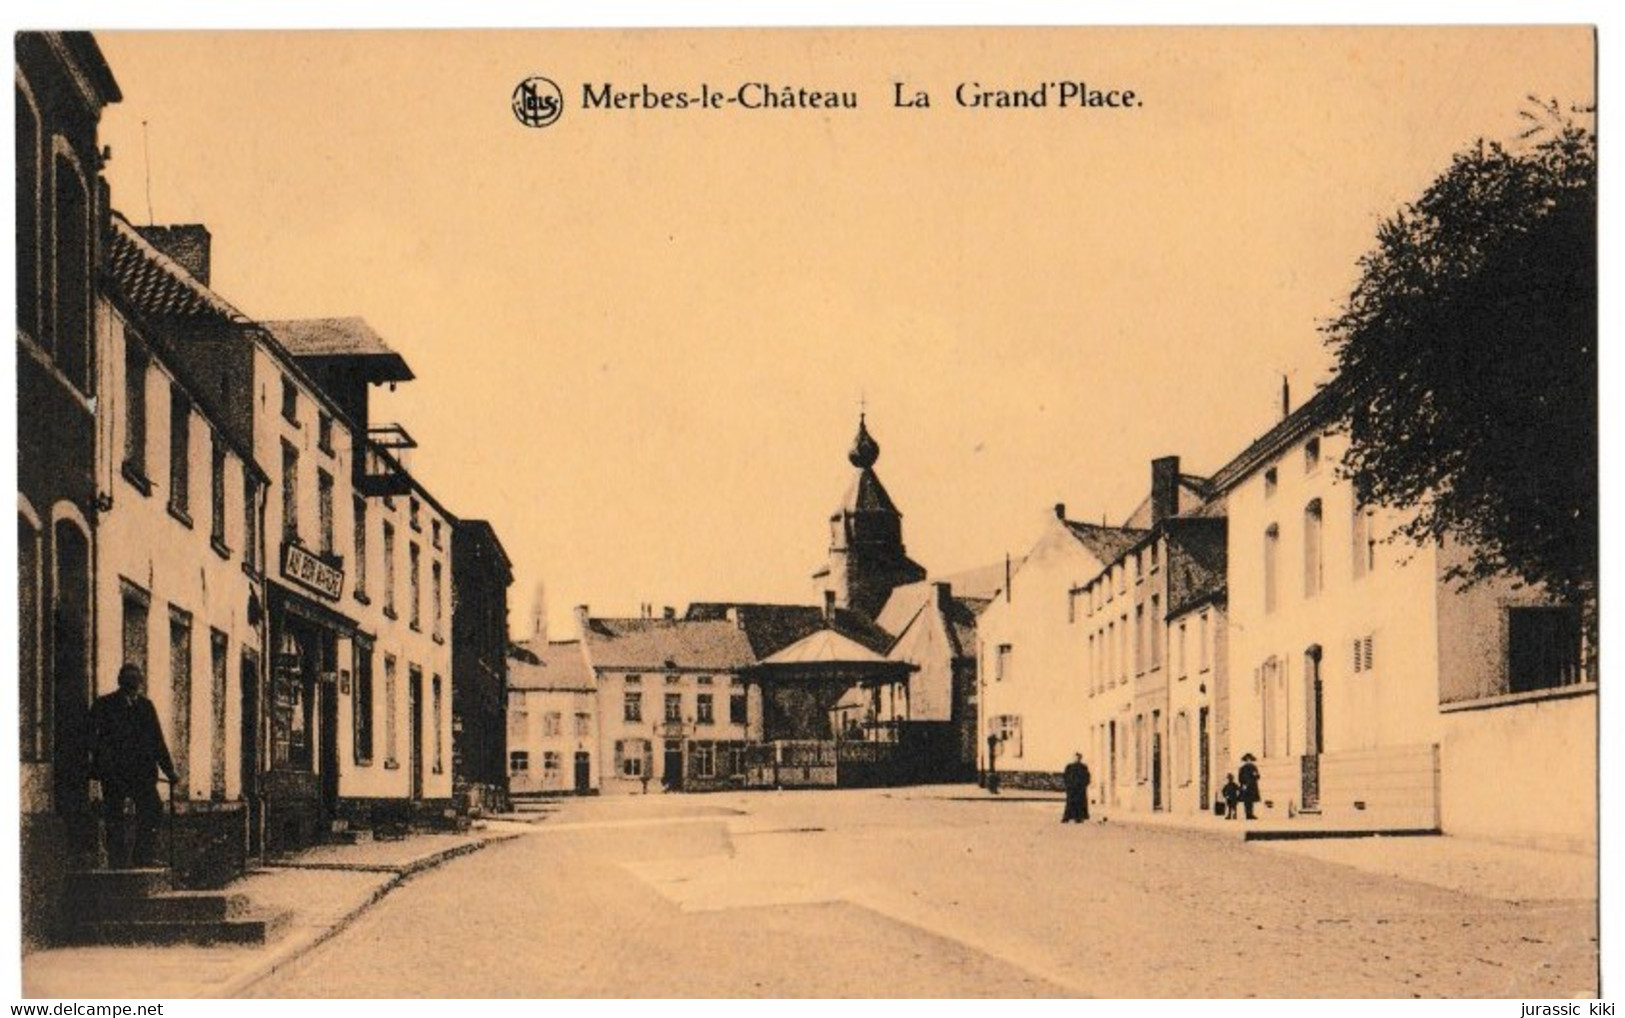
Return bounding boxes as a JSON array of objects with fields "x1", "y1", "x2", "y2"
[{"x1": 848, "y1": 413, "x2": 880, "y2": 469}]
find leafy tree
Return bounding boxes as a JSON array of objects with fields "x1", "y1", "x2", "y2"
[{"x1": 1323, "y1": 100, "x2": 1596, "y2": 610}]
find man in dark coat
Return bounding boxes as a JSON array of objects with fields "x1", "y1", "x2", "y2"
[
  {"x1": 91, "y1": 664, "x2": 178, "y2": 868},
  {"x1": 1061, "y1": 752, "x2": 1091, "y2": 823},
  {"x1": 1238, "y1": 753, "x2": 1262, "y2": 820}
]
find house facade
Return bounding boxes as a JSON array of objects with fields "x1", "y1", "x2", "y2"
[
  {"x1": 16, "y1": 31, "x2": 121, "y2": 943},
  {"x1": 507, "y1": 640, "x2": 598, "y2": 796},
  {"x1": 976, "y1": 506, "x2": 1143, "y2": 788},
  {"x1": 452, "y1": 520, "x2": 515, "y2": 813},
  {"x1": 1214, "y1": 386, "x2": 1595, "y2": 846},
  {"x1": 97, "y1": 217, "x2": 269, "y2": 885}
]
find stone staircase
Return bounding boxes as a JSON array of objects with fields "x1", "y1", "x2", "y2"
[{"x1": 64, "y1": 868, "x2": 291, "y2": 946}]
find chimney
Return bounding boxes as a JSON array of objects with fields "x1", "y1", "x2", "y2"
[
  {"x1": 1053, "y1": 502, "x2": 1067, "y2": 521},
  {"x1": 1281, "y1": 375, "x2": 1291, "y2": 419},
  {"x1": 573, "y1": 604, "x2": 590, "y2": 637},
  {"x1": 662, "y1": 606, "x2": 676, "y2": 622},
  {"x1": 823, "y1": 589, "x2": 836, "y2": 625},
  {"x1": 934, "y1": 581, "x2": 954, "y2": 613},
  {"x1": 1151, "y1": 456, "x2": 1180, "y2": 527},
  {"x1": 726, "y1": 606, "x2": 744, "y2": 629},
  {"x1": 136, "y1": 224, "x2": 212, "y2": 285}
]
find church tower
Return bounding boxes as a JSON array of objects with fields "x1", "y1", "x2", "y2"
[{"x1": 815, "y1": 414, "x2": 927, "y2": 620}]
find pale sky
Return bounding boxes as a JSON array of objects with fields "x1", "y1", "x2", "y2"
[{"x1": 92, "y1": 26, "x2": 1596, "y2": 638}]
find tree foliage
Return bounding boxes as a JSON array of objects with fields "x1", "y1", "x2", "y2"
[{"x1": 1323, "y1": 102, "x2": 1596, "y2": 606}]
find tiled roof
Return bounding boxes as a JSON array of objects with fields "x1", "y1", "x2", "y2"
[
  {"x1": 261, "y1": 317, "x2": 414, "y2": 381},
  {"x1": 931, "y1": 559, "x2": 1021, "y2": 601},
  {"x1": 1061, "y1": 519, "x2": 1148, "y2": 563},
  {"x1": 1165, "y1": 517, "x2": 1229, "y2": 617},
  {"x1": 107, "y1": 213, "x2": 244, "y2": 323},
  {"x1": 874, "y1": 580, "x2": 983, "y2": 660},
  {"x1": 1208, "y1": 378, "x2": 1349, "y2": 492},
  {"x1": 683, "y1": 603, "x2": 895, "y2": 659},
  {"x1": 579, "y1": 617, "x2": 757, "y2": 671},
  {"x1": 508, "y1": 639, "x2": 595, "y2": 691}
]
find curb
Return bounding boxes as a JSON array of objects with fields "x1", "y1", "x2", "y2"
[{"x1": 219, "y1": 833, "x2": 520, "y2": 998}]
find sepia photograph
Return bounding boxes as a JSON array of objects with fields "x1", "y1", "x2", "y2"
[{"x1": 6, "y1": 11, "x2": 1609, "y2": 1002}]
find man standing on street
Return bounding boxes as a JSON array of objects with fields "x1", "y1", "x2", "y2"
[
  {"x1": 91, "y1": 664, "x2": 179, "y2": 868},
  {"x1": 1061, "y1": 752, "x2": 1091, "y2": 823}
]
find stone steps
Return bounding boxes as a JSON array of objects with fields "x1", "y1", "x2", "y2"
[{"x1": 64, "y1": 868, "x2": 290, "y2": 948}]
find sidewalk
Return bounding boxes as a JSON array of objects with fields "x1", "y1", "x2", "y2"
[{"x1": 20, "y1": 824, "x2": 525, "y2": 999}]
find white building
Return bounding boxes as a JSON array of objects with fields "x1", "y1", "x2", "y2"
[
  {"x1": 507, "y1": 640, "x2": 598, "y2": 796},
  {"x1": 1214, "y1": 385, "x2": 1594, "y2": 847}
]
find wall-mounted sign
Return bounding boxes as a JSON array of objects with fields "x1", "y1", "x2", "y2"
[{"x1": 281, "y1": 543, "x2": 344, "y2": 601}]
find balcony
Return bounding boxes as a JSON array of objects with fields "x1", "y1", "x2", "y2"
[{"x1": 355, "y1": 423, "x2": 416, "y2": 498}]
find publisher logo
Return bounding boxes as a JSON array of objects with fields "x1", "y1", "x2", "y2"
[{"x1": 512, "y1": 76, "x2": 563, "y2": 128}]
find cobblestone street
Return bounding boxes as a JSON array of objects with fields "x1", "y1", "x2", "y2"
[{"x1": 243, "y1": 789, "x2": 1597, "y2": 997}]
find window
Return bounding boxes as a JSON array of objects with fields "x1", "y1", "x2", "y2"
[
  {"x1": 693, "y1": 742, "x2": 716, "y2": 779},
  {"x1": 432, "y1": 560, "x2": 444, "y2": 638},
  {"x1": 623, "y1": 690, "x2": 642, "y2": 723},
  {"x1": 992, "y1": 715, "x2": 1023, "y2": 758},
  {"x1": 121, "y1": 582, "x2": 151, "y2": 688},
  {"x1": 1303, "y1": 499, "x2": 1324, "y2": 597},
  {"x1": 169, "y1": 607, "x2": 193, "y2": 796},
  {"x1": 409, "y1": 542, "x2": 421, "y2": 629},
  {"x1": 1106, "y1": 621, "x2": 1115, "y2": 685},
  {"x1": 665, "y1": 673, "x2": 681, "y2": 685},
  {"x1": 615, "y1": 739, "x2": 651, "y2": 777},
  {"x1": 318, "y1": 412, "x2": 333, "y2": 454},
  {"x1": 353, "y1": 643, "x2": 374, "y2": 765},
  {"x1": 53, "y1": 152, "x2": 92, "y2": 393},
  {"x1": 574, "y1": 712, "x2": 591, "y2": 736},
  {"x1": 16, "y1": 85, "x2": 39, "y2": 339},
  {"x1": 543, "y1": 751, "x2": 561, "y2": 775},
  {"x1": 383, "y1": 522, "x2": 397, "y2": 617},
  {"x1": 544, "y1": 711, "x2": 562, "y2": 736},
  {"x1": 696, "y1": 674, "x2": 712, "y2": 685},
  {"x1": 210, "y1": 630, "x2": 228, "y2": 800},
  {"x1": 509, "y1": 751, "x2": 530, "y2": 774},
  {"x1": 210, "y1": 436, "x2": 229, "y2": 551},
  {"x1": 730, "y1": 691, "x2": 748, "y2": 725},
  {"x1": 994, "y1": 643, "x2": 1013, "y2": 682},
  {"x1": 1134, "y1": 714, "x2": 1146, "y2": 781},
  {"x1": 1086, "y1": 633, "x2": 1096, "y2": 693},
  {"x1": 169, "y1": 387, "x2": 192, "y2": 520},
  {"x1": 664, "y1": 692, "x2": 682, "y2": 723},
  {"x1": 409, "y1": 497, "x2": 421, "y2": 532},
  {"x1": 384, "y1": 654, "x2": 399, "y2": 767},
  {"x1": 432, "y1": 519, "x2": 442, "y2": 550},
  {"x1": 281, "y1": 375, "x2": 298, "y2": 425},
  {"x1": 1352, "y1": 504, "x2": 1376, "y2": 579},
  {"x1": 1174, "y1": 712, "x2": 1192, "y2": 787},
  {"x1": 1134, "y1": 604, "x2": 1145, "y2": 674},
  {"x1": 18, "y1": 515, "x2": 43, "y2": 760},
  {"x1": 1149, "y1": 594, "x2": 1162, "y2": 669},
  {"x1": 696, "y1": 693, "x2": 714, "y2": 725},
  {"x1": 1304, "y1": 436, "x2": 1321, "y2": 473},
  {"x1": 626, "y1": 673, "x2": 642, "y2": 686},
  {"x1": 1264, "y1": 466, "x2": 1278, "y2": 497},
  {"x1": 243, "y1": 469, "x2": 262, "y2": 574},
  {"x1": 1506, "y1": 608, "x2": 1583, "y2": 694},
  {"x1": 1263, "y1": 524, "x2": 1280, "y2": 614},
  {"x1": 432, "y1": 675, "x2": 444, "y2": 774},
  {"x1": 1149, "y1": 542, "x2": 1159, "y2": 572},
  {"x1": 281, "y1": 440, "x2": 299, "y2": 543},
  {"x1": 1176, "y1": 621, "x2": 1188, "y2": 679},
  {"x1": 318, "y1": 469, "x2": 335, "y2": 555},
  {"x1": 123, "y1": 344, "x2": 149, "y2": 484},
  {"x1": 1199, "y1": 611, "x2": 1211, "y2": 672},
  {"x1": 1119, "y1": 615, "x2": 1129, "y2": 681},
  {"x1": 354, "y1": 496, "x2": 369, "y2": 601}
]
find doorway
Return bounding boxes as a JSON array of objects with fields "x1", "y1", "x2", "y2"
[
  {"x1": 1151, "y1": 709, "x2": 1163, "y2": 811},
  {"x1": 408, "y1": 668, "x2": 424, "y2": 801},
  {"x1": 1303, "y1": 645, "x2": 1323, "y2": 810},
  {"x1": 240, "y1": 651, "x2": 261, "y2": 857},
  {"x1": 1107, "y1": 720, "x2": 1117, "y2": 807},
  {"x1": 574, "y1": 751, "x2": 592, "y2": 793},
  {"x1": 1198, "y1": 706, "x2": 1211, "y2": 813},
  {"x1": 663, "y1": 740, "x2": 684, "y2": 791}
]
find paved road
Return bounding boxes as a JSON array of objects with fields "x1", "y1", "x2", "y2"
[{"x1": 244, "y1": 789, "x2": 1597, "y2": 997}]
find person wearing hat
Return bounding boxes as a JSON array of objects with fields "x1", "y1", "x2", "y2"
[
  {"x1": 1061, "y1": 752, "x2": 1091, "y2": 823},
  {"x1": 90, "y1": 664, "x2": 179, "y2": 868},
  {"x1": 1237, "y1": 752, "x2": 1261, "y2": 820}
]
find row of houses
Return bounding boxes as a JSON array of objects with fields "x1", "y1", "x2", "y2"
[
  {"x1": 499, "y1": 371, "x2": 1593, "y2": 860},
  {"x1": 18, "y1": 33, "x2": 514, "y2": 944},
  {"x1": 978, "y1": 383, "x2": 1596, "y2": 851}
]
